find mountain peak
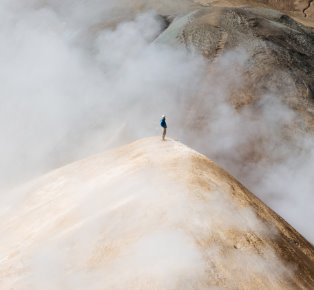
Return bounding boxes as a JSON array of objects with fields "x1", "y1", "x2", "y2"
[{"x1": 1, "y1": 137, "x2": 313, "y2": 289}]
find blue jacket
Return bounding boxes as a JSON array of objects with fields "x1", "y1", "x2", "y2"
[{"x1": 160, "y1": 117, "x2": 167, "y2": 128}]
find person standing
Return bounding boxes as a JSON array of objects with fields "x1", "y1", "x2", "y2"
[{"x1": 160, "y1": 115, "x2": 167, "y2": 141}]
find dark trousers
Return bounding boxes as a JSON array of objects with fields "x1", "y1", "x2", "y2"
[{"x1": 162, "y1": 127, "x2": 166, "y2": 140}]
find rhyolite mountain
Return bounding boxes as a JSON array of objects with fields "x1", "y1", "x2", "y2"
[{"x1": 0, "y1": 138, "x2": 313, "y2": 289}]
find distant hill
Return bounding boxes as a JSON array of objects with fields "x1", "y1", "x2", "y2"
[{"x1": 156, "y1": 4, "x2": 314, "y2": 132}]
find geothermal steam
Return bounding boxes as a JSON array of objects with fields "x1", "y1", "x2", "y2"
[{"x1": 0, "y1": 0, "x2": 314, "y2": 243}]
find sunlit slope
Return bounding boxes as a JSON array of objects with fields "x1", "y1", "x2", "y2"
[
  {"x1": 0, "y1": 137, "x2": 313, "y2": 289},
  {"x1": 193, "y1": 0, "x2": 314, "y2": 24}
]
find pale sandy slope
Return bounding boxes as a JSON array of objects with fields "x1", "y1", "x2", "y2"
[
  {"x1": 193, "y1": 0, "x2": 314, "y2": 27},
  {"x1": 0, "y1": 137, "x2": 313, "y2": 289}
]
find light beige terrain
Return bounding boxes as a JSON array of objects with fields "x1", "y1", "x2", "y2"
[
  {"x1": 194, "y1": 1, "x2": 314, "y2": 26},
  {"x1": 100, "y1": 0, "x2": 314, "y2": 29},
  {"x1": 1, "y1": 137, "x2": 313, "y2": 289}
]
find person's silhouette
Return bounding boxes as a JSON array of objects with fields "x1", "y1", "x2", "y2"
[{"x1": 160, "y1": 115, "x2": 167, "y2": 141}]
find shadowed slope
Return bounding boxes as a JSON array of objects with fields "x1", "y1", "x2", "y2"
[{"x1": 0, "y1": 137, "x2": 313, "y2": 289}]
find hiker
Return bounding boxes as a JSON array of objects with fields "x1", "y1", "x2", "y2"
[{"x1": 160, "y1": 115, "x2": 167, "y2": 141}]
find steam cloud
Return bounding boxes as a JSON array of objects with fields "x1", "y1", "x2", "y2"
[{"x1": 0, "y1": 0, "x2": 313, "y2": 249}]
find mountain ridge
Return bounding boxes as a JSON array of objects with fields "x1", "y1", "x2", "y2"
[{"x1": 1, "y1": 137, "x2": 313, "y2": 289}]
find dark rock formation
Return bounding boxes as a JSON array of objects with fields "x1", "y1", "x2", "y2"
[{"x1": 157, "y1": 5, "x2": 314, "y2": 131}]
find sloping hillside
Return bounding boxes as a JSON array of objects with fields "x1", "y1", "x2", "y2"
[
  {"x1": 1, "y1": 137, "x2": 313, "y2": 289},
  {"x1": 156, "y1": 5, "x2": 314, "y2": 131},
  {"x1": 193, "y1": 1, "x2": 314, "y2": 26}
]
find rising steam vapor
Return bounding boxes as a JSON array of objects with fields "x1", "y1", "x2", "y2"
[
  {"x1": 0, "y1": 0, "x2": 314, "y2": 247},
  {"x1": 0, "y1": 1, "x2": 204, "y2": 189},
  {"x1": 179, "y1": 50, "x2": 314, "y2": 243}
]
